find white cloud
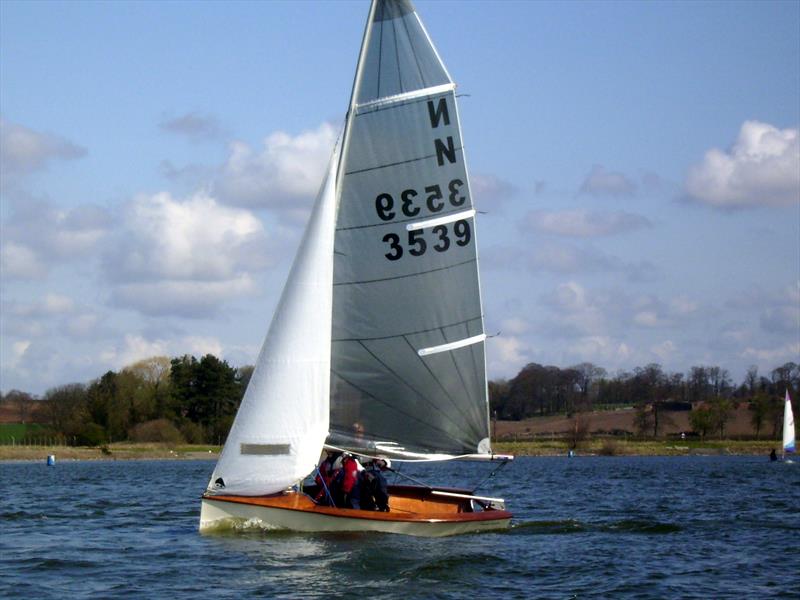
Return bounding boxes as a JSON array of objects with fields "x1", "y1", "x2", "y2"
[
  {"x1": 487, "y1": 335, "x2": 532, "y2": 377},
  {"x1": 566, "y1": 336, "x2": 632, "y2": 365},
  {"x1": 215, "y1": 122, "x2": 338, "y2": 211},
  {"x1": 470, "y1": 173, "x2": 516, "y2": 211},
  {"x1": 110, "y1": 276, "x2": 256, "y2": 317},
  {"x1": 63, "y1": 313, "x2": 105, "y2": 338},
  {"x1": 685, "y1": 120, "x2": 799, "y2": 208},
  {"x1": 103, "y1": 191, "x2": 272, "y2": 316},
  {"x1": 0, "y1": 241, "x2": 47, "y2": 279},
  {"x1": 1, "y1": 199, "x2": 112, "y2": 279},
  {"x1": 0, "y1": 118, "x2": 86, "y2": 179},
  {"x1": 524, "y1": 209, "x2": 651, "y2": 237},
  {"x1": 499, "y1": 317, "x2": 530, "y2": 336},
  {"x1": 11, "y1": 340, "x2": 31, "y2": 367},
  {"x1": 108, "y1": 191, "x2": 265, "y2": 282},
  {"x1": 528, "y1": 241, "x2": 654, "y2": 280},
  {"x1": 540, "y1": 284, "x2": 703, "y2": 341},
  {"x1": 650, "y1": 340, "x2": 677, "y2": 362},
  {"x1": 760, "y1": 305, "x2": 799, "y2": 334},
  {"x1": 741, "y1": 342, "x2": 800, "y2": 364},
  {"x1": 100, "y1": 333, "x2": 224, "y2": 371},
  {"x1": 183, "y1": 336, "x2": 224, "y2": 358},
  {"x1": 579, "y1": 165, "x2": 636, "y2": 196},
  {"x1": 670, "y1": 295, "x2": 699, "y2": 316},
  {"x1": 101, "y1": 334, "x2": 170, "y2": 369},
  {"x1": 633, "y1": 310, "x2": 661, "y2": 327}
]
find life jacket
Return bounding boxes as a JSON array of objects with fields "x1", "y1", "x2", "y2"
[
  {"x1": 314, "y1": 456, "x2": 337, "y2": 502},
  {"x1": 340, "y1": 456, "x2": 360, "y2": 494},
  {"x1": 316, "y1": 457, "x2": 335, "y2": 485}
]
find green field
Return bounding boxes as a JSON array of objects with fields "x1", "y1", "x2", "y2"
[
  {"x1": 494, "y1": 438, "x2": 779, "y2": 456},
  {"x1": 0, "y1": 423, "x2": 49, "y2": 444}
]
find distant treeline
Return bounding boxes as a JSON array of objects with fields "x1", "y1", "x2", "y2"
[
  {"x1": 1, "y1": 357, "x2": 797, "y2": 446},
  {"x1": 1, "y1": 355, "x2": 252, "y2": 446},
  {"x1": 490, "y1": 361, "x2": 798, "y2": 439}
]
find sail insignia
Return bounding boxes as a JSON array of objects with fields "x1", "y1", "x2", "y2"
[{"x1": 240, "y1": 443, "x2": 292, "y2": 456}]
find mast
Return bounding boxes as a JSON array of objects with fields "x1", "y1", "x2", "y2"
[{"x1": 336, "y1": 0, "x2": 378, "y2": 196}]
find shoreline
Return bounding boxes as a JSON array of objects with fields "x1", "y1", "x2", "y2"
[
  {"x1": 0, "y1": 443, "x2": 220, "y2": 462},
  {"x1": 0, "y1": 439, "x2": 782, "y2": 462}
]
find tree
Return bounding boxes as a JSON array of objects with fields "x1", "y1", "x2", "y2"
[
  {"x1": 689, "y1": 406, "x2": 714, "y2": 440},
  {"x1": 744, "y1": 366, "x2": 759, "y2": 394},
  {"x1": 771, "y1": 363, "x2": 800, "y2": 398},
  {"x1": 634, "y1": 403, "x2": 653, "y2": 437},
  {"x1": 123, "y1": 356, "x2": 172, "y2": 420},
  {"x1": 42, "y1": 384, "x2": 94, "y2": 444},
  {"x1": 488, "y1": 379, "x2": 510, "y2": 418},
  {"x1": 708, "y1": 397, "x2": 734, "y2": 438},
  {"x1": 4, "y1": 389, "x2": 36, "y2": 423},
  {"x1": 749, "y1": 393, "x2": 770, "y2": 439},
  {"x1": 688, "y1": 366, "x2": 711, "y2": 403},
  {"x1": 236, "y1": 365, "x2": 255, "y2": 396},
  {"x1": 170, "y1": 354, "x2": 242, "y2": 443},
  {"x1": 568, "y1": 412, "x2": 590, "y2": 449},
  {"x1": 571, "y1": 362, "x2": 607, "y2": 406}
]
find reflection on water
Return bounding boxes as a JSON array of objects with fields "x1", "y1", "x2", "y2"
[{"x1": 1, "y1": 456, "x2": 798, "y2": 598}]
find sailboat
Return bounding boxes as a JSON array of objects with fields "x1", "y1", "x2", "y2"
[
  {"x1": 199, "y1": 0, "x2": 512, "y2": 537},
  {"x1": 783, "y1": 390, "x2": 795, "y2": 461}
]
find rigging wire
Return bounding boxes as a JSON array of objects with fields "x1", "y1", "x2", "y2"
[{"x1": 471, "y1": 459, "x2": 510, "y2": 493}]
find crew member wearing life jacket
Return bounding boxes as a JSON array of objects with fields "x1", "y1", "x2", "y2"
[
  {"x1": 341, "y1": 453, "x2": 363, "y2": 509},
  {"x1": 329, "y1": 453, "x2": 363, "y2": 508},
  {"x1": 359, "y1": 458, "x2": 390, "y2": 511},
  {"x1": 314, "y1": 451, "x2": 340, "y2": 504}
]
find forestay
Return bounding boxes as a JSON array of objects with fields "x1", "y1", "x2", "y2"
[
  {"x1": 206, "y1": 145, "x2": 340, "y2": 496},
  {"x1": 329, "y1": 0, "x2": 492, "y2": 458}
]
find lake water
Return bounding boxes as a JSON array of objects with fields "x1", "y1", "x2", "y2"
[{"x1": 1, "y1": 456, "x2": 798, "y2": 598}]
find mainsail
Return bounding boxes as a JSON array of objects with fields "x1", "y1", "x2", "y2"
[{"x1": 329, "y1": 0, "x2": 492, "y2": 458}]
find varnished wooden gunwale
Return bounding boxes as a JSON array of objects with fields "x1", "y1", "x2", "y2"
[{"x1": 202, "y1": 484, "x2": 512, "y2": 524}]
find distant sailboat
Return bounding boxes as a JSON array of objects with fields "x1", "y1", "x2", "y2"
[
  {"x1": 199, "y1": 0, "x2": 512, "y2": 536},
  {"x1": 783, "y1": 390, "x2": 795, "y2": 461}
]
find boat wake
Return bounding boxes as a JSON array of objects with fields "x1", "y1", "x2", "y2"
[{"x1": 509, "y1": 518, "x2": 681, "y2": 535}]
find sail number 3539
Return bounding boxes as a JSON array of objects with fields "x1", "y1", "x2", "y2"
[{"x1": 382, "y1": 220, "x2": 471, "y2": 261}]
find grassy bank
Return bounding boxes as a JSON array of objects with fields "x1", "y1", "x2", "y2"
[
  {"x1": 0, "y1": 439, "x2": 781, "y2": 461},
  {"x1": 0, "y1": 443, "x2": 221, "y2": 462},
  {"x1": 493, "y1": 438, "x2": 780, "y2": 457}
]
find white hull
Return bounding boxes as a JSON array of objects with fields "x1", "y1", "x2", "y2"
[{"x1": 199, "y1": 497, "x2": 510, "y2": 538}]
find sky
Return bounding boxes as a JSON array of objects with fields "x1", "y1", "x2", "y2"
[{"x1": 1, "y1": 0, "x2": 798, "y2": 396}]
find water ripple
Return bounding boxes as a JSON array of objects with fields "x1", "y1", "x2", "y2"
[{"x1": 0, "y1": 456, "x2": 798, "y2": 598}]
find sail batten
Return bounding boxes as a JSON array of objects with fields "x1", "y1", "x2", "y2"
[
  {"x1": 356, "y1": 83, "x2": 455, "y2": 110},
  {"x1": 418, "y1": 334, "x2": 486, "y2": 357},
  {"x1": 406, "y1": 209, "x2": 475, "y2": 231}
]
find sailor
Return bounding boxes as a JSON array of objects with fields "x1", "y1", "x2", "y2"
[
  {"x1": 314, "y1": 451, "x2": 340, "y2": 504},
  {"x1": 359, "y1": 458, "x2": 391, "y2": 512},
  {"x1": 343, "y1": 453, "x2": 364, "y2": 508}
]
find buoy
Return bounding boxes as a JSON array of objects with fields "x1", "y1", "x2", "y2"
[{"x1": 46, "y1": 455, "x2": 55, "y2": 466}]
